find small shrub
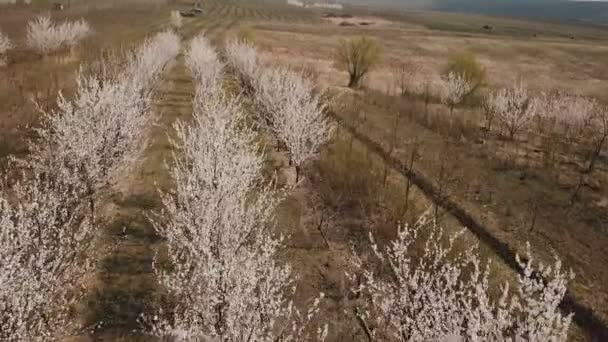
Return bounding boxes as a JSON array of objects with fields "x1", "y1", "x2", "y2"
[
  {"x1": 335, "y1": 36, "x2": 381, "y2": 88},
  {"x1": 444, "y1": 50, "x2": 486, "y2": 96}
]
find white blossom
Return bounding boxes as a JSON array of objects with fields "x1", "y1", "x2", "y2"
[
  {"x1": 26, "y1": 15, "x2": 92, "y2": 54},
  {"x1": 185, "y1": 34, "x2": 224, "y2": 98},
  {"x1": 226, "y1": 39, "x2": 334, "y2": 183},
  {"x1": 535, "y1": 92, "x2": 597, "y2": 139},
  {"x1": 438, "y1": 72, "x2": 471, "y2": 114},
  {"x1": 152, "y1": 93, "x2": 297, "y2": 341},
  {"x1": 488, "y1": 81, "x2": 536, "y2": 139},
  {"x1": 224, "y1": 39, "x2": 259, "y2": 91},
  {"x1": 351, "y1": 213, "x2": 574, "y2": 341},
  {"x1": 0, "y1": 175, "x2": 95, "y2": 341},
  {"x1": 253, "y1": 66, "x2": 334, "y2": 182},
  {"x1": 0, "y1": 29, "x2": 11, "y2": 65}
]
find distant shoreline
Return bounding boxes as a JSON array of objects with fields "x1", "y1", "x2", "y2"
[{"x1": 339, "y1": 0, "x2": 608, "y2": 25}]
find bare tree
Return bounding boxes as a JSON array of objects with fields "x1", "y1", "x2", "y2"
[
  {"x1": 581, "y1": 105, "x2": 608, "y2": 175},
  {"x1": 395, "y1": 60, "x2": 416, "y2": 97},
  {"x1": 569, "y1": 103, "x2": 608, "y2": 203},
  {"x1": 334, "y1": 36, "x2": 381, "y2": 88},
  {"x1": 482, "y1": 91, "x2": 499, "y2": 133},
  {"x1": 350, "y1": 213, "x2": 574, "y2": 341},
  {"x1": 400, "y1": 138, "x2": 419, "y2": 218}
]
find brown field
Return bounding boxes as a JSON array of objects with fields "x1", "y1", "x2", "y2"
[{"x1": 2, "y1": 0, "x2": 608, "y2": 340}]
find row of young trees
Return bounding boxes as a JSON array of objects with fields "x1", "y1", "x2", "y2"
[
  {"x1": 225, "y1": 39, "x2": 334, "y2": 183},
  {"x1": 0, "y1": 30, "x2": 180, "y2": 341},
  {"x1": 149, "y1": 34, "x2": 326, "y2": 341}
]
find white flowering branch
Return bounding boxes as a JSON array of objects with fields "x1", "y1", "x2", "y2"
[
  {"x1": 253, "y1": 66, "x2": 334, "y2": 182},
  {"x1": 224, "y1": 38, "x2": 259, "y2": 93},
  {"x1": 0, "y1": 175, "x2": 95, "y2": 341},
  {"x1": 487, "y1": 81, "x2": 536, "y2": 139},
  {"x1": 438, "y1": 71, "x2": 471, "y2": 115},
  {"x1": 350, "y1": 213, "x2": 574, "y2": 341}
]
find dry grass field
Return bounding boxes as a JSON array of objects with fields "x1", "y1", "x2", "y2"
[{"x1": 2, "y1": 0, "x2": 608, "y2": 341}]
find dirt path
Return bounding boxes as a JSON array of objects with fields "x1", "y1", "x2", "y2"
[
  {"x1": 86, "y1": 52, "x2": 193, "y2": 342},
  {"x1": 85, "y1": 18, "x2": 236, "y2": 341}
]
